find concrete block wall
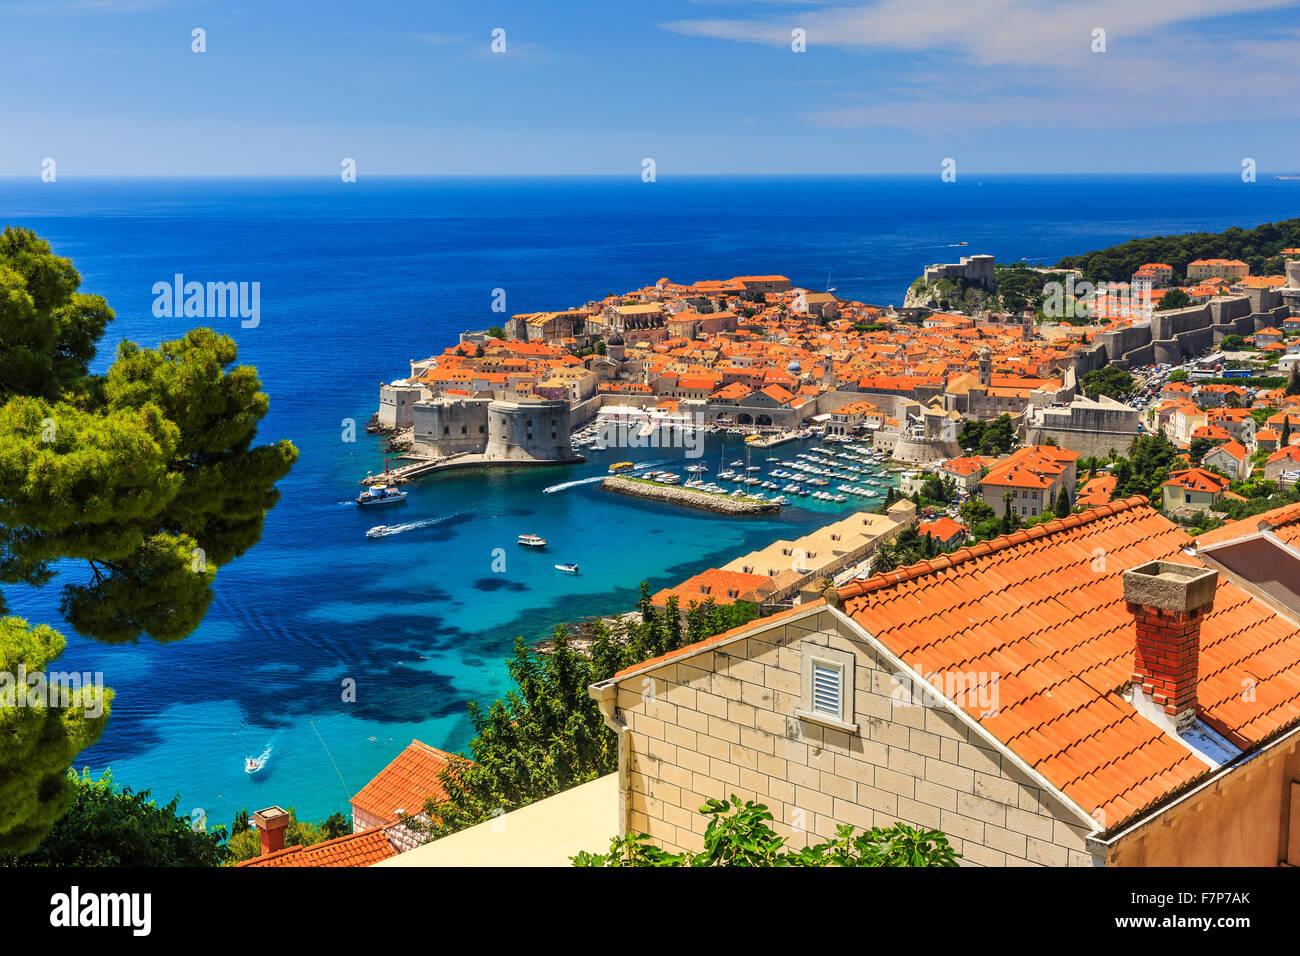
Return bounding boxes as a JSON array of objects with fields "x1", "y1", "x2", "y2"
[{"x1": 612, "y1": 608, "x2": 1097, "y2": 866}]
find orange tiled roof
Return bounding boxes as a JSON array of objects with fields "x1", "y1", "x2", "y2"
[
  {"x1": 351, "y1": 740, "x2": 456, "y2": 824},
  {"x1": 237, "y1": 827, "x2": 397, "y2": 867},
  {"x1": 1197, "y1": 500, "x2": 1300, "y2": 549},
  {"x1": 1162, "y1": 468, "x2": 1229, "y2": 493},
  {"x1": 834, "y1": 497, "x2": 1300, "y2": 829}
]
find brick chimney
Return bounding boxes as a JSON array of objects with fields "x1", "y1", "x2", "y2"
[
  {"x1": 252, "y1": 806, "x2": 291, "y2": 857},
  {"x1": 1122, "y1": 560, "x2": 1218, "y2": 731}
]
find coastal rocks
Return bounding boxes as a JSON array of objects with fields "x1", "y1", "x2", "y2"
[{"x1": 601, "y1": 476, "x2": 781, "y2": 514}]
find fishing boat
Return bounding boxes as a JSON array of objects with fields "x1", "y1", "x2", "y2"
[
  {"x1": 517, "y1": 533, "x2": 547, "y2": 548},
  {"x1": 355, "y1": 485, "x2": 407, "y2": 506},
  {"x1": 554, "y1": 563, "x2": 579, "y2": 574}
]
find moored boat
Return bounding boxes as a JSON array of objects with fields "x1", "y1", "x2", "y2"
[{"x1": 356, "y1": 485, "x2": 407, "y2": 506}]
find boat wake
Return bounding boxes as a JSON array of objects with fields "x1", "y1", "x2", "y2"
[
  {"x1": 543, "y1": 475, "x2": 606, "y2": 494},
  {"x1": 366, "y1": 512, "x2": 468, "y2": 538},
  {"x1": 245, "y1": 744, "x2": 272, "y2": 775}
]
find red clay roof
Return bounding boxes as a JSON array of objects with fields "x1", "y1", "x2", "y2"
[
  {"x1": 350, "y1": 739, "x2": 456, "y2": 824},
  {"x1": 835, "y1": 496, "x2": 1300, "y2": 829},
  {"x1": 237, "y1": 826, "x2": 397, "y2": 867},
  {"x1": 1196, "y1": 500, "x2": 1300, "y2": 549}
]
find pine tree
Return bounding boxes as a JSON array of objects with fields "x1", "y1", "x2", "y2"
[{"x1": 0, "y1": 227, "x2": 297, "y2": 854}]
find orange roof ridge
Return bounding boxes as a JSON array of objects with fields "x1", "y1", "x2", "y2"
[{"x1": 833, "y1": 496, "x2": 1151, "y2": 603}]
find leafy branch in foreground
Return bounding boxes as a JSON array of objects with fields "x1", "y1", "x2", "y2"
[{"x1": 572, "y1": 795, "x2": 962, "y2": 867}]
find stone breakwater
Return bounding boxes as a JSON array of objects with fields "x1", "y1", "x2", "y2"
[{"x1": 601, "y1": 476, "x2": 781, "y2": 514}]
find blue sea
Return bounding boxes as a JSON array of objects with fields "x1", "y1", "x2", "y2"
[{"x1": 2, "y1": 174, "x2": 1297, "y2": 828}]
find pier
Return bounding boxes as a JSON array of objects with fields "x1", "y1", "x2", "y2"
[{"x1": 601, "y1": 476, "x2": 781, "y2": 514}]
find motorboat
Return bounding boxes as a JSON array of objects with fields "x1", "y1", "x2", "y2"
[
  {"x1": 517, "y1": 534, "x2": 547, "y2": 548},
  {"x1": 356, "y1": 485, "x2": 407, "y2": 506},
  {"x1": 555, "y1": 563, "x2": 579, "y2": 574},
  {"x1": 244, "y1": 756, "x2": 264, "y2": 774},
  {"x1": 366, "y1": 525, "x2": 398, "y2": 539}
]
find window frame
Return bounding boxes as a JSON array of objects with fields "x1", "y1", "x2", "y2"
[{"x1": 796, "y1": 642, "x2": 858, "y2": 733}]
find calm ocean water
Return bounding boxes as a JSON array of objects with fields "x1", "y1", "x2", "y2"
[{"x1": 2, "y1": 174, "x2": 1297, "y2": 826}]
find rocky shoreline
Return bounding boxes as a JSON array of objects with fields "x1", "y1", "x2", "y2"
[{"x1": 601, "y1": 476, "x2": 781, "y2": 514}]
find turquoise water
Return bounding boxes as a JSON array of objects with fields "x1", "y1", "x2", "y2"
[{"x1": 2, "y1": 174, "x2": 1296, "y2": 826}]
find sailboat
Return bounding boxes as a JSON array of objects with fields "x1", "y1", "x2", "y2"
[{"x1": 825, "y1": 271, "x2": 836, "y2": 293}]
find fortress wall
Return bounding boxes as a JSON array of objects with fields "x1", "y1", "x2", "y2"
[
  {"x1": 484, "y1": 400, "x2": 573, "y2": 462},
  {"x1": 412, "y1": 397, "x2": 492, "y2": 457}
]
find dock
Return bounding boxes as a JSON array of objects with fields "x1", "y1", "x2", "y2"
[
  {"x1": 363, "y1": 451, "x2": 584, "y2": 486},
  {"x1": 601, "y1": 476, "x2": 781, "y2": 514}
]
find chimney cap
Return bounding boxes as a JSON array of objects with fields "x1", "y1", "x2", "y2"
[
  {"x1": 252, "y1": 806, "x2": 291, "y2": 831},
  {"x1": 1123, "y1": 560, "x2": 1218, "y2": 614}
]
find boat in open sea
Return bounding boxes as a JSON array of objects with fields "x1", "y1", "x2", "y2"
[
  {"x1": 356, "y1": 485, "x2": 407, "y2": 506},
  {"x1": 366, "y1": 525, "x2": 398, "y2": 538},
  {"x1": 517, "y1": 533, "x2": 547, "y2": 548},
  {"x1": 554, "y1": 563, "x2": 579, "y2": 574}
]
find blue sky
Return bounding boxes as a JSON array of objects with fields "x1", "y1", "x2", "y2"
[{"x1": 2, "y1": 0, "x2": 1299, "y2": 175}]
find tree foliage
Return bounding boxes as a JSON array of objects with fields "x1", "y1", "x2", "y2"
[
  {"x1": 1055, "y1": 219, "x2": 1300, "y2": 283},
  {"x1": 0, "y1": 226, "x2": 296, "y2": 855},
  {"x1": 1081, "y1": 366, "x2": 1135, "y2": 400},
  {"x1": 572, "y1": 795, "x2": 961, "y2": 867},
  {"x1": 0, "y1": 769, "x2": 228, "y2": 867}
]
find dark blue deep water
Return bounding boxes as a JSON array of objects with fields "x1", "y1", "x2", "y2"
[{"x1": 2, "y1": 174, "x2": 1297, "y2": 826}]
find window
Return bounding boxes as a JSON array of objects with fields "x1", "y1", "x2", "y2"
[
  {"x1": 811, "y1": 661, "x2": 843, "y2": 719},
  {"x1": 797, "y1": 643, "x2": 857, "y2": 732}
]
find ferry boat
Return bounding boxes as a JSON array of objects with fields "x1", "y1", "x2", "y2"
[
  {"x1": 517, "y1": 534, "x2": 547, "y2": 548},
  {"x1": 609, "y1": 461, "x2": 634, "y2": 472},
  {"x1": 554, "y1": 563, "x2": 579, "y2": 574},
  {"x1": 356, "y1": 485, "x2": 407, "y2": 506}
]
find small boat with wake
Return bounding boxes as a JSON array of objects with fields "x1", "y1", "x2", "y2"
[{"x1": 366, "y1": 525, "x2": 399, "y2": 539}]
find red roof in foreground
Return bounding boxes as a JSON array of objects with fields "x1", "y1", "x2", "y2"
[
  {"x1": 237, "y1": 827, "x2": 396, "y2": 868},
  {"x1": 350, "y1": 739, "x2": 456, "y2": 824},
  {"x1": 835, "y1": 497, "x2": 1300, "y2": 829}
]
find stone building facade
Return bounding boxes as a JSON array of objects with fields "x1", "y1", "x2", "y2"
[{"x1": 591, "y1": 605, "x2": 1096, "y2": 865}]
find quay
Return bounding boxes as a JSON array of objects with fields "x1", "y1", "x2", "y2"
[
  {"x1": 363, "y1": 451, "x2": 583, "y2": 486},
  {"x1": 601, "y1": 476, "x2": 781, "y2": 514}
]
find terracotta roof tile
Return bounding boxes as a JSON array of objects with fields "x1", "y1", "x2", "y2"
[
  {"x1": 350, "y1": 740, "x2": 456, "y2": 824},
  {"x1": 237, "y1": 827, "x2": 397, "y2": 867},
  {"x1": 835, "y1": 496, "x2": 1300, "y2": 829}
]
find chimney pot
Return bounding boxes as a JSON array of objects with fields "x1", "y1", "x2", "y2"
[
  {"x1": 252, "y1": 805, "x2": 291, "y2": 857},
  {"x1": 1123, "y1": 561, "x2": 1217, "y2": 730}
]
